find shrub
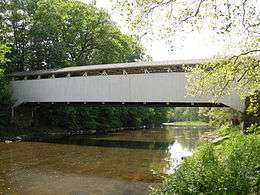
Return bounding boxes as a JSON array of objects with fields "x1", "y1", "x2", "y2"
[
  {"x1": 217, "y1": 125, "x2": 241, "y2": 137},
  {"x1": 151, "y1": 129, "x2": 260, "y2": 195}
]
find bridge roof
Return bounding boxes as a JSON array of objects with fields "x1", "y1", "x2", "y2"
[{"x1": 10, "y1": 58, "x2": 210, "y2": 78}]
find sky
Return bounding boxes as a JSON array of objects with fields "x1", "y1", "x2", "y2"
[{"x1": 80, "y1": 0, "x2": 227, "y2": 61}]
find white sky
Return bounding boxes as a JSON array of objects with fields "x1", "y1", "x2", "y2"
[{"x1": 80, "y1": 0, "x2": 227, "y2": 61}]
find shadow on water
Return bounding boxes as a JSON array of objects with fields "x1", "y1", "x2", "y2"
[{"x1": 28, "y1": 134, "x2": 173, "y2": 150}]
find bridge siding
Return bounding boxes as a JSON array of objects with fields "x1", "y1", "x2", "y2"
[{"x1": 11, "y1": 72, "x2": 244, "y2": 111}]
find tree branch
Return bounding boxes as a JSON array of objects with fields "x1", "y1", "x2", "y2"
[
  {"x1": 146, "y1": 0, "x2": 174, "y2": 13},
  {"x1": 182, "y1": 0, "x2": 206, "y2": 22},
  {"x1": 236, "y1": 60, "x2": 259, "y2": 82},
  {"x1": 242, "y1": 0, "x2": 248, "y2": 28},
  {"x1": 229, "y1": 49, "x2": 260, "y2": 63}
]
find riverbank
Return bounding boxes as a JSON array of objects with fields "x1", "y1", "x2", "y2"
[
  {"x1": 0, "y1": 125, "x2": 153, "y2": 142},
  {"x1": 0, "y1": 121, "x2": 211, "y2": 142},
  {"x1": 151, "y1": 125, "x2": 260, "y2": 194},
  {"x1": 163, "y1": 121, "x2": 209, "y2": 127}
]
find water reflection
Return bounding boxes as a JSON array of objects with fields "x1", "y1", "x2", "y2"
[
  {"x1": 32, "y1": 137, "x2": 171, "y2": 150},
  {"x1": 0, "y1": 127, "x2": 211, "y2": 194},
  {"x1": 165, "y1": 141, "x2": 192, "y2": 174}
]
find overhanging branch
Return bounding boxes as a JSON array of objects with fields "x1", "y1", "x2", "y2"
[{"x1": 230, "y1": 49, "x2": 260, "y2": 63}]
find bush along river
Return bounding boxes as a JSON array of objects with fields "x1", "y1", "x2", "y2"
[{"x1": 0, "y1": 126, "x2": 212, "y2": 195}]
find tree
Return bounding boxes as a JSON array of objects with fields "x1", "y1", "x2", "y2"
[
  {"x1": 113, "y1": 0, "x2": 259, "y2": 52},
  {"x1": 0, "y1": 44, "x2": 10, "y2": 67},
  {"x1": 0, "y1": 0, "x2": 171, "y2": 131},
  {"x1": 186, "y1": 57, "x2": 260, "y2": 101},
  {"x1": 0, "y1": 44, "x2": 11, "y2": 129},
  {"x1": 1, "y1": 0, "x2": 144, "y2": 72},
  {"x1": 114, "y1": 0, "x2": 260, "y2": 130},
  {"x1": 113, "y1": 0, "x2": 260, "y2": 95},
  {"x1": 168, "y1": 107, "x2": 209, "y2": 122}
]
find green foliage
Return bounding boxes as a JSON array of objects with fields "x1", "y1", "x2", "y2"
[
  {"x1": 0, "y1": 70, "x2": 12, "y2": 129},
  {"x1": 38, "y1": 106, "x2": 171, "y2": 132},
  {"x1": 186, "y1": 57, "x2": 260, "y2": 101},
  {"x1": 245, "y1": 92, "x2": 260, "y2": 133},
  {"x1": 151, "y1": 128, "x2": 260, "y2": 195},
  {"x1": 186, "y1": 58, "x2": 259, "y2": 130},
  {"x1": 247, "y1": 93, "x2": 260, "y2": 116},
  {"x1": 168, "y1": 107, "x2": 208, "y2": 122},
  {"x1": 0, "y1": 44, "x2": 11, "y2": 129},
  {"x1": 217, "y1": 125, "x2": 241, "y2": 137},
  {"x1": 0, "y1": 44, "x2": 10, "y2": 66},
  {"x1": 246, "y1": 124, "x2": 260, "y2": 135},
  {"x1": 173, "y1": 121, "x2": 208, "y2": 126},
  {"x1": 1, "y1": 0, "x2": 144, "y2": 72},
  {"x1": 203, "y1": 108, "x2": 242, "y2": 127}
]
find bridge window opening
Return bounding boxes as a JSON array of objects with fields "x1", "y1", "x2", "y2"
[
  {"x1": 55, "y1": 73, "x2": 69, "y2": 78},
  {"x1": 40, "y1": 74, "x2": 52, "y2": 79},
  {"x1": 167, "y1": 68, "x2": 172, "y2": 72},
  {"x1": 111, "y1": 69, "x2": 123, "y2": 75},
  {"x1": 144, "y1": 68, "x2": 149, "y2": 74},
  {"x1": 31, "y1": 75, "x2": 38, "y2": 80},
  {"x1": 69, "y1": 72, "x2": 83, "y2": 77},
  {"x1": 85, "y1": 71, "x2": 95, "y2": 76},
  {"x1": 27, "y1": 75, "x2": 43, "y2": 80},
  {"x1": 100, "y1": 70, "x2": 108, "y2": 76}
]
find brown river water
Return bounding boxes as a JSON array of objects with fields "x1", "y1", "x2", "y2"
[{"x1": 0, "y1": 127, "x2": 211, "y2": 195}]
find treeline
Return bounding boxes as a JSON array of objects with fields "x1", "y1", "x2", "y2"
[
  {"x1": 0, "y1": 0, "x2": 170, "y2": 131},
  {"x1": 168, "y1": 107, "x2": 208, "y2": 122},
  {"x1": 0, "y1": 45, "x2": 11, "y2": 129},
  {"x1": 0, "y1": 0, "x2": 144, "y2": 72},
  {"x1": 38, "y1": 107, "x2": 170, "y2": 131}
]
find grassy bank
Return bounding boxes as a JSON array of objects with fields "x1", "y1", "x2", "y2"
[
  {"x1": 172, "y1": 121, "x2": 209, "y2": 126},
  {"x1": 151, "y1": 125, "x2": 260, "y2": 194}
]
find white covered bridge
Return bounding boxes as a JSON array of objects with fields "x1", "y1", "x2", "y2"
[{"x1": 9, "y1": 59, "x2": 245, "y2": 112}]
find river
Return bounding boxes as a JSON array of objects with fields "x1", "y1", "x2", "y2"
[{"x1": 0, "y1": 126, "x2": 211, "y2": 195}]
